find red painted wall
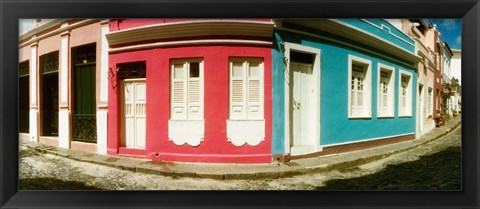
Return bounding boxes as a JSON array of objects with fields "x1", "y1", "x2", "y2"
[{"x1": 108, "y1": 45, "x2": 272, "y2": 163}]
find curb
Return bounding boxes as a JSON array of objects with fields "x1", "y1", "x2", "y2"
[{"x1": 22, "y1": 120, "x2": 461, "y2": 180}]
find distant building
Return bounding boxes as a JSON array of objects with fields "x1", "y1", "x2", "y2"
[
  {"x1": 404, "y1": 19, "x2": 437, "y2": 136},
  {"x1": 451, "y1": 49, "x2": 461, "y2": 85}
]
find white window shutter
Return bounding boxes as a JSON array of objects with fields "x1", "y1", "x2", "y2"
[
  {"x1": 172, "y1": 63, "x2": 187, "y2": 120},
  {"x1": 188, "y1": 62, "x2": 202, "y2": 120},
  {"x1": 230, "y1": 61, "x2": 246, "y2": 120},
  {"x1": 247, "y1": 62, "x2": 263, "y2": 119}
]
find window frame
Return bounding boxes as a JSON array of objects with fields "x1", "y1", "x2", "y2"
[
  {"x1": 170, "y1": 58, "x2": 204, "y2": 121},
  {"x1": 428, "y1": 83, "x2": 433, "y2": 117},
  {"x1": 228, "y1": 57, "x2": 264, "y2": 121},
  {"x1": 398, "y1": 69, "x2": 413, "y2": 117},
  {"x1": 377, "y1": 63, "x2": 395, "y2": 118},
  {"x1": 348, "y1": 54, "x2": 372, "y2": 118}
]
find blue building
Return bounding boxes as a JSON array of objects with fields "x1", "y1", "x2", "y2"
[{"x1": 271, "y1": 19, "x2": 421, "y2": 159}]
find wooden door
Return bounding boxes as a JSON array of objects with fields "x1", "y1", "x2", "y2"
[{"x1": 121, "y1": 79, "x2": 146, "y2": 149}]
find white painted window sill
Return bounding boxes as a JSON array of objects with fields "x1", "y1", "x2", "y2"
[
  {"x1": 168, "y1": 119, "x2": 204, "y2": 146},
  {"x1": 377, "y1": 115, "x2": 395, "y2": 118},
  {"x1": 226, "y1": 119, "x2": 265, "y2": 146},
  {"x1": 348, "y1": 115, "x2": 372, "y2": 119}
]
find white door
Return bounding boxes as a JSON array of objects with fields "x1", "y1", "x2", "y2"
[
  {"x1": 419, "y1": 85, "x2": 424, "y2": 133},
  {"x1": 290, "y1": 62, "x2": 315, "y2": 154},
  {"x1": 121, "y1": 79, "x2": 146, "y2": 149}
]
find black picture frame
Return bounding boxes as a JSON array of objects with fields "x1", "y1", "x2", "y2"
[{"x1": 1, "y1": 0, "x2": 479, "y2": 208}]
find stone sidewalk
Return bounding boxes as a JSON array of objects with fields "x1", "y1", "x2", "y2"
[{"x1": 21, "y1": 116, "x2": 461, "y2": 180}]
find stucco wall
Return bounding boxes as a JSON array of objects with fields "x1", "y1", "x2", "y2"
[
  {"x1": 451, "y1": 51, "x2": 461, "y2": 85},
  {"x1": 108, "y1": 45, "x2": 273, "y2": 163},
  {"x1": 272, "y1": 30, "x2": 417, "y2": 154}
]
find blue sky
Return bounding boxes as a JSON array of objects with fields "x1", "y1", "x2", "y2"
[{"x1": 423, "y1": 19, "x2": 462, "y2": 50}]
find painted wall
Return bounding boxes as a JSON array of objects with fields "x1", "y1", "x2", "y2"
[
  {"x1": 272, "y1": 28, "x2": 417, "y2": 154},
  {"x1": 108, "y1": 45, "x2": 272, "y2": 163},
  {"x1": 451, "y1": 50, "x2": 461, "y2": 85},
  {"x1": 340, "y1": 19, "x2": 416, "y2": 53}
]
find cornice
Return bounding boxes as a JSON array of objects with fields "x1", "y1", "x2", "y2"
[
  {"x1": 19, "y1": 19, "x2": 101, "y2": 48},
  {"x1": 278, "y1": 19, "x2": 421, "y2": 66},
  {"x1": 106, "y1": 20, "x2": 275, "y2": 47}
]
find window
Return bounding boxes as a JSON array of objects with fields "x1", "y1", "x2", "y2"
[
  {"x1": 398, "y1": 70, "x2": 413, "y2": 117},
  {"x1": 170, "y1": 59, "x2": 203, "y2": 120},
  {"x1": 348, "y1": 55, "x2": 372, "y2": 118},
  {"x1": 377, "y1": 64, "x2": 395, "y2": 117},
  {"x1": 428, "y1": 86, "x2": 433, "y2": 116},
  {"x1": 229, "y1": 58, "x2": 264, "y2": 120}
]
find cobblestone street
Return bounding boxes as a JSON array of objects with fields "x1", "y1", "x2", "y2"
[{"x1": 19, "y1": 126, "x2": 461, "y2": 190}]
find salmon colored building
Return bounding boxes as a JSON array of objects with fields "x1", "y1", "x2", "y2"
[
  {"x1": 19, "y1": 19, "x2": 110, "y2": 154},
  {"x1": 105, "y1": 19, "x2": 274, "y2": 163}
]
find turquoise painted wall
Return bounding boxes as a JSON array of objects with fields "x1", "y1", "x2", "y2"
[
  {"x1": 272, "y1": 22, "x2": 417, "y2": 154},
  {"x1": 339, "y1": 19, "x2": 416, "y2": 53}
]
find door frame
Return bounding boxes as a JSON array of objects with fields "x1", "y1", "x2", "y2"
[
  {"x1": 418, "y1": 84, "x2": 424, "y2": 133},
  {"x1": 283, "y1": 42, "x2": 321, "y2": 155},
  {"x1": 120, "y1": 78, "x2": 147, "y2": 149},
  {"x1": 417, "y1": 76, "x2": 425, "y2": 137}
]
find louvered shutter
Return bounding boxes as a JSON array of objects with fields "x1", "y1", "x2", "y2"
[
  {"x1": 247, "y1": 62, "x2": 263, "y2": 119},
  {"x1": 188, "y1": 62, "x2": 202, "y2": 120},
  {"x1": 230, "y1": 61, "x2": 246, "y2": 120},
  {"x1": 172, "y1": 63, "x2": 187, "y2": 120}
]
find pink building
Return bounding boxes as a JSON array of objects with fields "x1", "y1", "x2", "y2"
[{"x1": 106, "y1": 19, "x2": 274, "y2": 163}]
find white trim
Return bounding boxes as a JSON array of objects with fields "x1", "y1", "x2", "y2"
[
  {"x1": 228, "y1": 57, "x2": 264, "y2": 120},
  {"x1": 58, "y1": 110, "x2": 70, "y2": 148},
  {"x1": 170, "y1": 58, "x2": 204, "y2": 120},
  {"x1": 360, "y1": 19, "x2": 416, "y2": 47},
  {"x1": 100, "y1": 21, "x2": 109, "y2": 102},
  {"x1": 417, "y1": 82, "x2": 425, "y2": 136},
  {"x1": 60, "y1": 35, "x2": 69, "y2": 103},
  {"x1": 332, "y1": 19, "x2": 416, "y2": 56},
  {"x1": 29, "y1": 109, "x2": 39, "y2": 142},
  {"x1": 348, "y1": 54, "x2": 372, "y2": 118},
  {"x1": 376, "y1": 63, "x2": 395, "y2": 118},
  {"x1": 96, "y1": 110, "x2": 108, "y2": 154},
  {"x1": 398, "y1": 69, "x2": 414, "y2": 117},
  {"x1": 30, "y1": 45, "x2": 37, "y2": 105},
  {"x1": 106, "y1": 19, "x2": 274, "y2": 46},
  {"x1": 427, "y1": 81, "x2": 434, "y2": 116},
  {"x1": 323, "y1": 132, "x2": 415, "y2": 148},
  {"x1": 20, "y1": 19, "x2": 98, "y2": 47},
  {"x1": 283, "y1": 42, "x2": 321, "y2": 155},
  {"x1": 226, "y1": 120, "x2": 265, "y2": 146},
  {"x1": 168, "y1": 120, "x2": 205, "y2": 146},
  {"x1": 109, "y1": 39, "x2": 271, "y2": 53},
  {"x1": 278, "y1": 27, "x2": 416, "y2": 68}
]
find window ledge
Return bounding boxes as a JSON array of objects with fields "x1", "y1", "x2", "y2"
[
  {"x1": 399, "y1": 115, "x2": 413, "y2": 118},
  {"x1": 168, "y1": 120, "x2": 205, "y2": 146},
  {"x1": 227, "y1": 120, "x2": 265, "y2": 146},
  {"x1": 378, "y1": 115, "x2": 395, "y2": 119},
  {"x1": 348, "y1": 115, "x2": 372, "y2": 119}
]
